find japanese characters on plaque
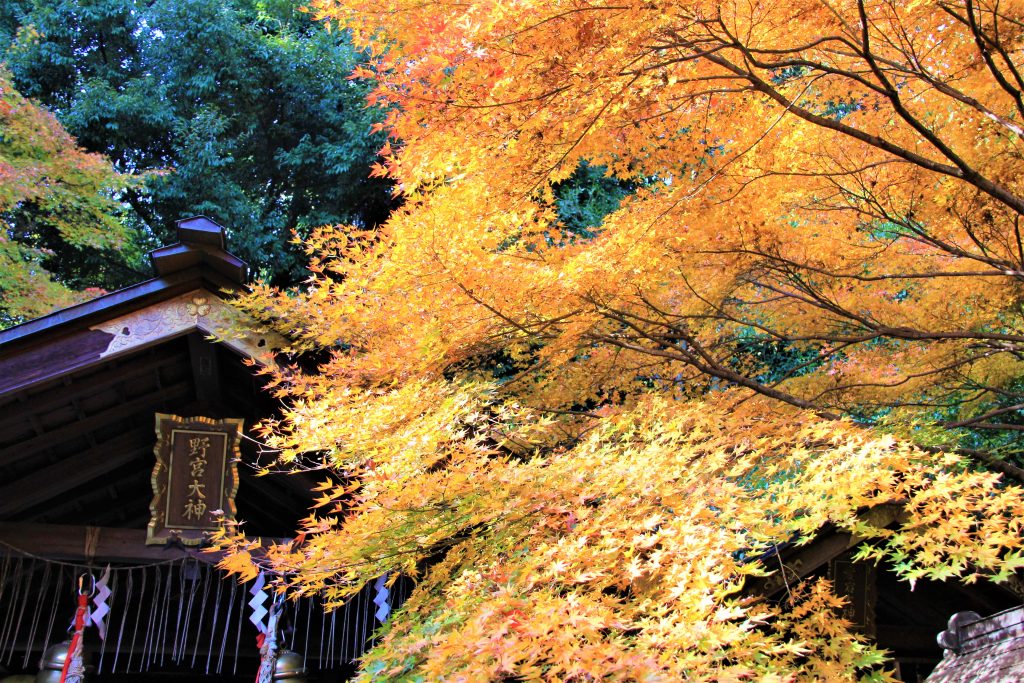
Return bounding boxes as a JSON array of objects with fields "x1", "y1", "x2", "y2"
[{"x1": 147, "y1": 413, "x2": 242, "y2": 546}]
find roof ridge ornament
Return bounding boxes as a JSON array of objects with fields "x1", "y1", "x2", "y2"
[
  {"x1": 148, "y1": 216, "x2": 249, "y2": 285},
  {"x1": 176, "y1": 215, "x2": 227, "y2": 249},
  {"x1": 936, "y1": 610, "x2": 983, "y2": 654}
]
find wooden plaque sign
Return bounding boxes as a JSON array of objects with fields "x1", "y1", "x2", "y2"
[{"x1": 147, "y1": 413, "x2": 242, "y2": 546}]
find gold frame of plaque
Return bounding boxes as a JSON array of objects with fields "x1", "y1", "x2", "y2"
[{"x1": 147, "y1": 413, "x2": 242, "y2": 546}]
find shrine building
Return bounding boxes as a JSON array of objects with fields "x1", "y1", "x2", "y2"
[{"x1": 0, "y1": 218, "x2": 400, "y2": 682}]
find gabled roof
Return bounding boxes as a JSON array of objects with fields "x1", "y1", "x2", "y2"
[
  {"x1": 0, "y1": 221, "x2": 372, "y2": 679},
  {"x1": 2, "y1": 217, "x2": 246, "y2": 344},
  {"x1": 0, "y1": 216, "x2": 311, "y2": 551},
  {"x1": 0, "y1": 216, "x2": 282, "y2": 396},
  {"x1": 928, "y1": 606, "x2": 1024, "y2": 682}
]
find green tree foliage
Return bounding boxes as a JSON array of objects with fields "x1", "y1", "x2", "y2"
[
  {"x1": 0, "y1": 68, "x2": 137, "y2": 326},
  {"x1": 553, "y1": 161, "x2": 633, "y2": 241},
  {"x1": 3, "y1": 0, "x2": 395, "y2": 285}
]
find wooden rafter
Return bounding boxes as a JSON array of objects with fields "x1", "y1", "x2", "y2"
[
  {"x1": 0, "y1": 348, "x2": 188, "y2": 432},
  {"x1": 0, "y1": 522, "x2": 284, "y2": 564},
  {"x1": 0, "y1": 381, "x2": 191, "y2": 468},
  {"x1": 0, "y1": 427, "x2": 153, "y2": 517}
]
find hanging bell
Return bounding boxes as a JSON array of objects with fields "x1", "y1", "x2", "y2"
[
  {"x1": 36, "y1": 640, "x2": 90, "y2": 683},
  {"x1": 273, "y1": 650, "x2": 307, "y2": 682},
  {"x1": 35, "y1": 641, "x2": 72, "y2": 683}
]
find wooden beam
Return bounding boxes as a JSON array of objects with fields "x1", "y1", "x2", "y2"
[
  {"x1": 89, "y1": 290, "x2": 285, "y2": 369},
  {"x1": 0, "y1": 268, "x2": 212, "y2": 349},
  {"x1": 188, "y1": 332, "x2": 222, "y2": 404},
  {"x1": 0, "y1": 288, "x2": 283, "y2": 399},
  {"x1": 0, "y1": 522, "x2": 283, "y2": 564},
  {"x1": 747, "y1": 506, "x2": 905, "y2": 598},
  {"x1": 0, "y1": 427, "x2": 153, "y2": 517},
  {"x1": 0, "y1": 327, "x2": 117, "y2": 396},
  {"x1": 748, "y1": 532, "x2": 858, "y2": 597},
  {"x1": 0, "y1": 348, "x2": 188, "y2": 433},
  {"x1": 26, "y1": 470, "x2": 150, "y2": 524},
  {"x1": 0, "y1": 380, "x2": 191, "y2": 467}
]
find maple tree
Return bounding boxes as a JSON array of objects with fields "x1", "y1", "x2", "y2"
[
  {"x1": 0, "y1": 68, "x2": 134, "y2": 326},
  {"x1": 219, "y1": 0, "x2": 1024, "y2": 680}
]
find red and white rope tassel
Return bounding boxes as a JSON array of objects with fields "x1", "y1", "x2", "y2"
[
  {"x1": 59, "y1": 592, "x2": 89, "y2": 683},
  {"x1": 255, "y1": 594, "x2": 284, "y2": 683},
  {"x1": 57, "y1": 567, "x2": 110, "y2": 683}
]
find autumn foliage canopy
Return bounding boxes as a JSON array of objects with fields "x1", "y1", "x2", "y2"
[
  {"x1": 0, "y1": 69, "x2": 132, "y2": 322},
  {"x1": 221, "y1": 0, "x2": 1024, "y2": 679}
]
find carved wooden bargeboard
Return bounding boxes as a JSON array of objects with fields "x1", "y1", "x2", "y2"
[{"x1": 147, "y1": 413, "x2": 242, "y2": 545}]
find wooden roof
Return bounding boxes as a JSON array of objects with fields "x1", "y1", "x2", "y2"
[
  {"x1": 0, "y1": 216, "x2": 319, "y2": 561},
  {"x1": 0, "y1": 219, "x2": 394, "y2": 681},
  {"x1": 0, "y1": 217, "x2": 245, "y2": 350},
  {"x1": 927, "y1": 605, "x2": 1024, "y2": 682}
]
